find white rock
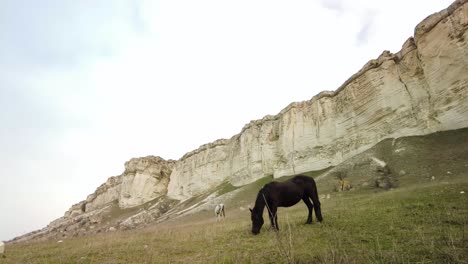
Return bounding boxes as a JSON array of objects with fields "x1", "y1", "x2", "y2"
[
  {"x1": 119, "y1": 157, "x2": 175, "y2": 208},
  {"x1": 371, "y1": 157, "x2": 387, "y2": 168},
  {"x1": 394, "y1": 148, "x2": 406, "y2": 153},
  {"x1": 168, "y1": 2, "x2": 468, "y2": 199},
  {"x1": 120, "y1": 210, "x2": 154, "y2": 229}
]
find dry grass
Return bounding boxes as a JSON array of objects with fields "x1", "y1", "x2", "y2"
[
  {"x1": 3, "y1": 128, "x2": 468, "y2": 263},
  {"x1": 3, "y1": 180, "x2": 467, "y2": 264}
]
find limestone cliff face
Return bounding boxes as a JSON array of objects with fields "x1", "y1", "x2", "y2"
[
  {"x1": 167, "y1": 0, "x2": 468, "y2": 200},
  {"x1": 25, "y1": 156, "x2": 176, "y2": 240},
  {"x1": 76, "y1": 156, "x2": 175, "y2": 212},
  {"x1": 119, "y1": 156, "x2": 175, "y2": 208},
  {"x1": 85, "y1": 176, "x2": 122, "y2": 212}
]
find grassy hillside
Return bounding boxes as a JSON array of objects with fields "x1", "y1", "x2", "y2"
[{"x1": 2, "y1": 128, "x2": 468, "y2": 263}]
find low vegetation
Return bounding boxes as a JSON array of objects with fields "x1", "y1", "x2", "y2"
[
  {"x1": 3, "y1": 129, "x2": 468, "y2": 263},
  {"x1": 3, "y1": 180, "x2": 467, "y2": 264}
]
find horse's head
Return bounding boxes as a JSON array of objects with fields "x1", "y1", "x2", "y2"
[{"x1": 249, "y1": 208, "x2": 264, "y2": 235}]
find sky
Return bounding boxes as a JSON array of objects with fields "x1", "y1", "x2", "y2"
[{"x1": 0, "y1": 0, "x2": 454, "y2": 241}]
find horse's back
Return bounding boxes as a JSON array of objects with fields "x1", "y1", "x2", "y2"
[
  {"x1": 291, "y1": 175, "x2": 315, "y2": 185},
  {"x1": 215, "y1": 204, "x2": 225, "y2": 214}
]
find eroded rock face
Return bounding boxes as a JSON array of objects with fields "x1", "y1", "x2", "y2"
[
  {"x1": 119, "y1": 156, "x2": 175, "y2": 208},
  {"x1": 60, "y1": 156, "x2": 174, "y2": 222},
  {"x1": 10, "y1": 156, "x2": 177, "y2": 242},
  {"x1": 85, "y1": 176, "x2": 122, "y2": 212},
  {"x1": 168, "y1": 0, "x2": 468, "y2": 199}
]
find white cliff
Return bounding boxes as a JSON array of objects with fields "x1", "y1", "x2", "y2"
[
  {"x1": 167, "y1": 0, "x2": 468, "y2": 199},
  {"x1": 119, "y1": 156, "x2": 175, "y2": 208},
  {"x1": 72, "y1": 156, "x2": 175, "y2": 213},
  {"x1": 10, "y1": 156, "x2": 177, "y2": 242}
]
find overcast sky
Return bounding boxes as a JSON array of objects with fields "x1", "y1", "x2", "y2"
[{"x1": 0, "y1": 0, "x2": 453, "y2": 241}]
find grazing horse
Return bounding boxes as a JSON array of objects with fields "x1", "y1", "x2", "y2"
[
  {"x1": 249, "y1": 175, "x2": 322, "y2": 234},
  {"x1": 0, "y1": 241, "x2": 4, "y2": 257},
  {"x1": 214, "y1": 203, "x2": 225, "y2": 221}
]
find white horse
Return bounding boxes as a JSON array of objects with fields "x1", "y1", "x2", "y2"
[
  {"x1": 0, "y1": 241, "x2": 5, "y2": 257},
  {"x1": 214, "y1": 204, "x2": 225, "y2": 221}
]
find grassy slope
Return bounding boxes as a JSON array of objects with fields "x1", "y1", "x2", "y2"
[{"x1": 2, "y1": 128, "x2": 468, "y2": 264}]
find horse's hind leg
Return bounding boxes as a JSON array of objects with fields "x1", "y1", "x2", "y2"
[
  {"x1": 268, "y1": 206, "x2": 279, "y2": 230},
  {"x1": 306, "y1": 181, "x2": 323, "y2": 222},
  {"x1": 302, "y1": 197, "x2": 313, "y2": 224},
  {"x1": 310, "y1": 193, "x2": 323, "y2": 222}
]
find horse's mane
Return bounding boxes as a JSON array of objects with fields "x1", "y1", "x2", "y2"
[{"x1": 253, "y1": 186, "x2": 267, "y2": 214}]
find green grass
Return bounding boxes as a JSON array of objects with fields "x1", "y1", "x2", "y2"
[
  {"x1": 301, "y1": 167, "x2": 333, "y2": 179},
  {"x1": 4, "y1": 128, "x2": 468, "y2": 263},
  {"x1": 3, "y1": 181, "x2": 467, "y2": 264},
  {"x1": 216, "y1": 182, "x2": 239, "y2": 196}
]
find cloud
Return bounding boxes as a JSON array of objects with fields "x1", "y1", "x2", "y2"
[
  {"x1": 320, "y1": 0, "x2": 345, "y2": 13},
  {"x1": 0, "y1": 0, "x2": 140, "y2": 69},
  {"x1": 356, "y1": 12, "x2": 376, "y2": 46}
]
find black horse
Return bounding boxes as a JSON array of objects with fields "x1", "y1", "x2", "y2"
[{"x1": 249, "y1": 175, "x2": 323, "y2": 234}]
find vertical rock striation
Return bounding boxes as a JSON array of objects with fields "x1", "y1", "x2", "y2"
[
  {"x1": 119, "y1": 156, "x2": 175, "y2": 208},
  {"x1": 167, "y1": 0, "x2": 468, "y2": 199},
  {"x1": 77, "y1": 156, "x2": 176, "y2": 212}
]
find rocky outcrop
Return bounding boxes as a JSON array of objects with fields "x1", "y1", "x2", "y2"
[
  {"x1": 10, "y1": 156, "x2": 176, "y2": 243},
  {"x1": 167, "y1": 0, "x2": 468, "y2": 199},
  {"x1": 85, "y1": 176, "x2": 122, "y2": 212},
  {"x1": 79, "y1": 156, "x2": 176, "y2": 211},
  {"x1": 33, "y1": 157, "x2": 172, "y2": 235},
  {"x1": 119, "y1": 156, "x2": 176, "y2": 208}
]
